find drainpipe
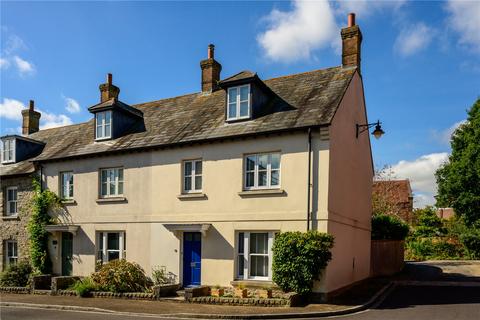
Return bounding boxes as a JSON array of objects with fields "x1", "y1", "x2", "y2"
[
  {"x1": 39, "y1": 163, "x2": 44, "y2": 191},
  {"x1": 307, "y1": 128, "x2": 312, "y2": 231}
]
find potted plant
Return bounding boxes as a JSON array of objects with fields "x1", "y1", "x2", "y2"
[
  {"x1": 211, "y1": 285, "x2": 224, "y2": 297},
  {"x1": 258, "y1": 287, "x2": 272, "y2": 299},
  {"x1": 234, "y1": 284, "x2": 248, "y2": 298}
]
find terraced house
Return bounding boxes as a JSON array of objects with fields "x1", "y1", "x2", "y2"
[{"x1": 0, "y1": 15, "x2": 374, "y2": 296}]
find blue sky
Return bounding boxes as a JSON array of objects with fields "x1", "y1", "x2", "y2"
[{"x1": 1, "y1": 1, "x2": 479, "y2": 206}]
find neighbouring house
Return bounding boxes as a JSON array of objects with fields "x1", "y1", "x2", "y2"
[
  {"x1": 437, "y1": 208, "x2": 455, "y2": 220},
  {"x1": 372, "y1": 179, "x2": 413, "y2": 222},
  {"x1": 0, "y1": 101, "x2": 44, "y2": 270},
  {"x1": 0, "y1": 14, "x2": 374, "y2": 297}
]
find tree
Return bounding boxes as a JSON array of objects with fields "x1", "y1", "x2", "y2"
[{"x1": 436, "y1": 98, "x2": 480, "y2": 226}]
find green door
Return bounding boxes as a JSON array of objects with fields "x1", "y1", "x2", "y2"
[{"x1": 61, "y1": 232, "x2": 73, "y2": 276}]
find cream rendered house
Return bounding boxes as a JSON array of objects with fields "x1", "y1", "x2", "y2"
[{"x1": 8, "y1": 15, "x2": 374, "y2": 296}]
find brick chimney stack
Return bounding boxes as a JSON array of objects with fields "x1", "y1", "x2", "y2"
[
  {"x1": 21, "y1": 100, "x2": 41, "y2": 135},
  {"x1": 341, "y1": 13, "x2": 363, "y2": 73},
  {"x1": 200, "y1": 44, "x2": 222, "y2": 94},
  {"x1": 99, "y1": 73, "x2": 120, "y2": 102}
]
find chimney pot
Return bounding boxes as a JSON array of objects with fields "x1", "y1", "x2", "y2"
[
  {"x1": 208, "y1": 44, "x2": 215, "y2": 59},
  {"x1": 29, "y1": 100, "x2": 34, "y2": 111},
  {"x1": 348, "y1": 13, "x2": 355, "y2": 27},
  {"x1": 107, "y1": 73, "x2": 112, "y2": 85}
]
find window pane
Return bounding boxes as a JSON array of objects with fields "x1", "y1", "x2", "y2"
[
  {"x1": 108, "y1": 251, "x2": 119, "y2": 261},
  {"x1": 239, "y1": 101, "x2": 249, "y2": 117},
  {"x1": 271, "y1": 170, "x2": 280, "y2": 186},
  {"x1": 105, "y1": 111, "x2": 111, "y2": 123},
  {"x1": 228, "y1": 103, "x2": 236, "y2": 119},
  {"x1": 271, "y1": 154, "x2": 280, "y2": 169},
  {"x1": 109, "y1": 179, "x2": 116, "y2": 195},
  {"x1": 246, "y1": 172, "x2": 255, "y2": 187},
  {"x1": 228, "y1": 88, "x2": 237, "y2": 103},
  {"x1": 238, "y1": 233, "x2": 244, "y2": 254},
  {"x1": 105, "y1": 124, "x2": 111, "y2": 137},
  {"x1": 195, "y1": 161, "x2": 202, "y2": 175},
  {"x1": 118, "y1": 169, "x2": 123, "y2": 182},
  {"x1": 250, "y1": 233, "x2": 268, "y2": 254},
  {"x1": 238, "y1": 255, "x2": 244, "y2": 277},
  {"x1": 184, "y1": 162, "x2": 192, "y2": 176},
  {"x1": 101, "y1": 182, "x2": 108, "y2": 196},
  {"x1": 246, "y1": 156, "x2": 256, "y2": 171},
  {"x1": 194, "y1": 176, "x2": 202, "y2": 190},
  {"x1": 258, "y1": 155, "x2": 268, "y2": 170},
  {"x1": 250, "y1": 256, "x2": 268, "y2": 277},
  {"x1": 118, "y1": 181, "x2": 123, "y2": 195},
  {"x1": 240, "y1": 86, "x2": 249, "y2": 101},
  {"x1": 99, "y1": 233, "x2": 103, "y2": 250},
  {"x1": 184, "y1": 176, "x2": 192, "y2": 191},
  {"x1": 107, "y1": 233, "x2": 119, "y2": 250},
  {"x1": 96, "y1": 126, "x2": 103, "y2": 138},
  {"x1": 258, "y1": 171, "x2": 267, "y2": 186}
]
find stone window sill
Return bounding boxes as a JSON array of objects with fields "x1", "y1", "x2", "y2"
[
  {"x1": 96, "y1": 197, "x2": 127, "y2": 203},
  {"x1": 2, "y1": 215, "x2": 19, "y2": 220},
  {"x1": 177, "y1": 193, "x2": 208, "y2": 200},
  {"x1": 61, "y1": 199, "x2": 77, "y2": 205},
  {"x1": 238, "y1": 189, "x2": 286, "y2": 197}
]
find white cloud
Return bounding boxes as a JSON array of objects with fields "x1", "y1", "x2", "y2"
[
  {"x1": 391, "y1": 153, "x2": 449, "y2": 207},
  {"x1": 257, "y1": 0, "x2": 338, "y2": 63},
  {"x1": 40, "y1": 112, "x2": 73, "y2": 129},
  {"x1": 431, "y1": 120, "x2": 467, "y2": 145},
  {"x1": 0, "y1": 57, "x2": 10, "y2": 69},
  {"x1": 13, "y1": 55, "x2": 35, "y2": 76},
  {"x1": 394, "y1": 22, "x2": 433, "y2": 57},
  {"x1": 445, "y1": 0, "x2": 480, "y2": 52},
  {"x1": 4, "y1": 34, "x2": 27, "y2": 55},
  {"x1": 63, "y1": 96, "x2": 81, "y2": 114},
  {"x1": 335, "y1": 0, "x2": 406, "y2": 17},
  {"x1": 0, "y1": 98, "x2": 24, "y2": 120},
  {"x1": 0, "y1": 98, "x2": 72, "y2": 130}
]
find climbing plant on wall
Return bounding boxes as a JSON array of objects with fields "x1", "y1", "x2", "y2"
[{"x1": 27, "y1": 178, "x2": 60, "y2": 274}]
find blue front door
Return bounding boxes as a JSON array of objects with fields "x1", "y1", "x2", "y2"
[{"x1": 183, "y1": 232, "x2": 201, "y2": 287}]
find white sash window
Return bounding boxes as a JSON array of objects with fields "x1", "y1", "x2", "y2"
[{"x1": 236, "y1": 231, "x2": 275, "y2": 280}]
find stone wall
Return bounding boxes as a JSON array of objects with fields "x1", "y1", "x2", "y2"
[{"x1": 0, "y1": 174, "x2": 35, "y2": 271}]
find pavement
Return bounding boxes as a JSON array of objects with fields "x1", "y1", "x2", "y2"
[{"x1": 1, "y1": 260, "x2": 479, "y2": 319}]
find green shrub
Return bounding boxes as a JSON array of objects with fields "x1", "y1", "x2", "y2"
[
  {"x1": 460, "y1": 229, "x2": 480, "y2": 259},
  {"x1": 416, "y1": 207, "x2": 443, "y2": 228},
  {"x1": 405, "y1": 238, "x2": 464, "y2": 261},
  {"x1": 91, "y1": 259, "x2": 151, "y2": 293},
  {"x1": 272, "y1": 231, "x2": 334, "y2": 295},
  {"x1": 371, "y1": 214, "x2": 410, "y2": 240},
  {"x1": 151, "y1": 266, "x2": 169, "y2": 285},
  {"x1": 72, "y1": 277, "x2": 97, "y2": 297},
  {"x1": 0, "y1": 261, "x2": 33, "y2": 287}
]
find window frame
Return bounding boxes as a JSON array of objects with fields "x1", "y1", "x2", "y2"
[
  {"x1": 182, "y1": 159, "x2": 203, "y2": 193},
  {"x1": 95, "y1": 110, "x2": 112, "y2": 140},
  {"x1": 96, "y1": 231, "x2": 125, "y2": 264},
  {"x1": 236, "y1": 231, "x2": 275, "y2": 281},
  {"x1": 226, "y1": 84, "x2": 251, "y2": 121},
  {"x1": 243, "y1": 153, "x2": 281, "y2": 190},
  {"x1": 5, "y1": 240, "x2": 18, "y2": 267},
  {"x1": 1, "y1": 138, "x2": 15, "y2": 163},
  {"x1": 59, "y1": 171, "x2": 74, "y2": 200},
  {"x1": 5, "y1": 186, "x2": 18, "y2": 216},
  {"x1": 99, "y1": 167, "x2": 124, "y2": 198}
]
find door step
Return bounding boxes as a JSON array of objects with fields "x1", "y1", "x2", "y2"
[{"x1": 176, "y1": 290, "x2": 185, "y2": 297}]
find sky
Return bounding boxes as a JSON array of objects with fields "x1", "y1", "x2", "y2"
[{"x1": 1, "y1": 0, "x2": 479, "y2": 207}]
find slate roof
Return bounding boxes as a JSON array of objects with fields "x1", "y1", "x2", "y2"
[
  {"x1": 0, "y1": 161, "x2": 36, "y2": 177},
  {"x1": 1, "y1": 65, "x2": 356, "y2": 173},
  {"x1": 219, "y1": 70, "x2": 256, "y2": 84}
]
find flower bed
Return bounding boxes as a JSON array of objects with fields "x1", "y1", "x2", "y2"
[{"x1": 0, "y1": 287, "x2": 30, "y2": 294}]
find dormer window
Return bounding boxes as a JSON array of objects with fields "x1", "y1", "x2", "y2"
[
  {"x1": 2, "y1": 138, "x2": 15, "y2": 163},
  {"x1": 96, "y1": 110, "x2": 112, "y2": 140},
  {"x1": 227, "y1": 84, "x2": 251, "y2": 121}
]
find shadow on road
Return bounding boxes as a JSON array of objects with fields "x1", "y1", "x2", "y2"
[{"x1": 375, "y1": 286, "x2": 480, "y2": 310}]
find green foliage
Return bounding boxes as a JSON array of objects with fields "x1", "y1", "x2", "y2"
[
  {"x1": 436, "y1": 98, "x2": 480, "y2": 226},
  {"x1": 72, "y1": 277, "x2": 98, "y2": 297},
  {"x1": 27, "y1": 178, "x2": 60, "y2": 274},
  {"x1": 371, "y1": 214, "x2": 410, "y2": 240},
  {"x1": 460, "y1": 229, "x2": 480, "y2": 259},
  {"x1": 0, "y1": 261, "x2": 33, "y2": 287},
  {"x1": 91, "y1": 259, "x2": 152, "y2": 293},
  {"x1": 151, "y1": 266, "x2": 169, "y2": 285},
  {"x1": 272, "y1": 231, "x2": 334, "y2": 295},
  {"x1": 405, "y1": 238, "x2": 464, "y2": 261}
]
